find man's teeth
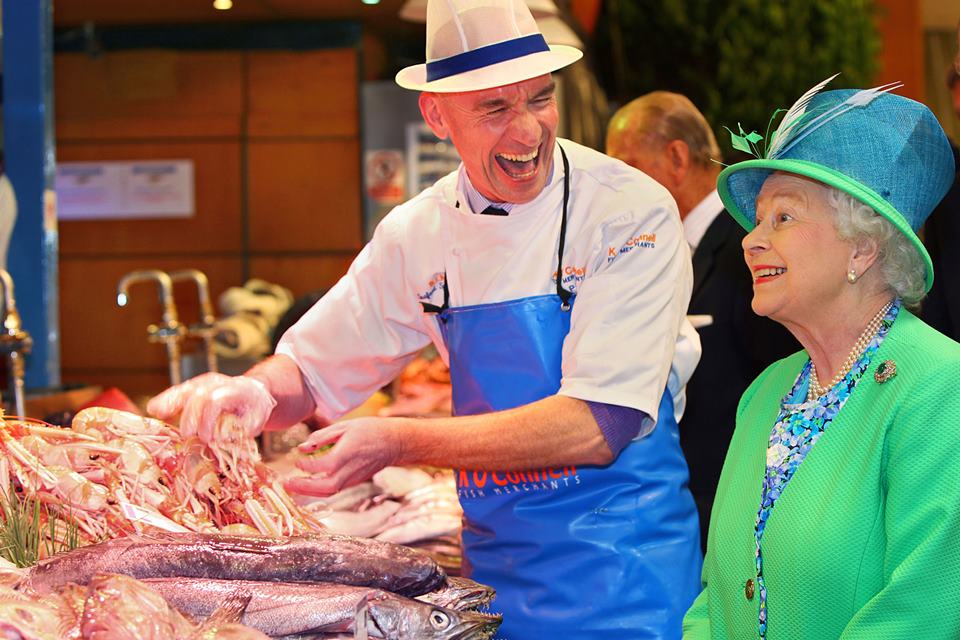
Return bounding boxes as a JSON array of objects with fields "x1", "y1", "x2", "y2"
[
  {"x1": 755, "y1": 267, "x2": 786, "y2": 278},
  {"x1": 498, "y1": 150, "x2": 538, "y2": 162}
]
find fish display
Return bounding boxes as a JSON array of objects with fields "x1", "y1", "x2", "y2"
[
  {"x1": 22, "y1": 532, "x2": 445, "y2": 598},
  {"x1": 142, "y1": 577, "x2": 501, "y2": 639},
  {"x1": 0, "y1": 405, "x2": 501, "y2": 639},
  {"x1": 0, "y1": 408, "x2": 325, "y2": 545}
]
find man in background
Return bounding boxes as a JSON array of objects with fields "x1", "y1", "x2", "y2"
[
  {"x1": 607, "y1": 92, "x2": 796, "y2": 550},
  {"x1": 921, "y1": 36, "x2": 960, "y2": 341}
]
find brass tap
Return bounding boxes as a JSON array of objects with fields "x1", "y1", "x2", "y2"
[
  {"x1": 116, "y1": 269, "x2": 185, "y2": 386},
  {"x1": 0, "y1": 270, "x2": 33, "y2": 418},
  {"x1": 169, "y1": 269, "x2": 218, "y2": 373}
]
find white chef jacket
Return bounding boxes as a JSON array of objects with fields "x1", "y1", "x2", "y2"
[{"x1": 277, "y1": 140, "x2": 701, "y2": 435}]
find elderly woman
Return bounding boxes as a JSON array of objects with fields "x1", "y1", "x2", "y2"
[{"x1": 683, "y1": 83, "x2": 960, "y2": 639}]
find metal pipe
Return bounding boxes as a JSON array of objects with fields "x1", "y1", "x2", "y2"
[
  {"x1": 116, "y1": 270, "x2": 185, "y2": 386},
  {"x1": 7, "y1": 352, "x2": 27, "y2": 419},
  {"x1": 169, "y1": 269, "x2": 218, "y2": 373},
  {"x1": 0, "y1": 270, "x2": 32, "y2": 418}
]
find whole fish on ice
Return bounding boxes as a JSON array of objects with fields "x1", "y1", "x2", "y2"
[
  {"x1": 21, "y1": 532, "x2": 445, "y2": 598},
  {"x1": 141, "y1": 577, "x2": 501, "y2": 639}
]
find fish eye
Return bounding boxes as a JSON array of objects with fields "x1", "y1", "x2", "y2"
[{"x1": 430, "y1": 610, "x2": 451, "y2": 629}]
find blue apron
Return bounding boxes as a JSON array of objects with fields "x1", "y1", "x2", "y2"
[{"x1": 425, "y1": 147, "x2": 702, "y2": 638}]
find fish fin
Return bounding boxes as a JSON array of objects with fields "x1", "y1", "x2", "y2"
[{"x1": 201, "y1": 589, "x2": 251, "y2": 628}]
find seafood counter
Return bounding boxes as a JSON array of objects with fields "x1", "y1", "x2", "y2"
[
  {"x1": 8, "y1": 533, "x2": 498, "y2": 638},
  {"x1": 0, "y1": 408, "x2": 496, "y2": 639}
]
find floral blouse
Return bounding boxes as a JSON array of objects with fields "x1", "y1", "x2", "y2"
[{"x1": 753, "y1": 300, "x2": 900, "y2": 638}]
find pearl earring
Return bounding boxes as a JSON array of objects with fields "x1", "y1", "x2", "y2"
[{"x1": 847, "y1": 269, "x2": 857, "y2": 284}]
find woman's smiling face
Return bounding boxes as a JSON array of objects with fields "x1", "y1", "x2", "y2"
[{"x1": 743, "y1": 173, "x2": 855, "y2": 327}]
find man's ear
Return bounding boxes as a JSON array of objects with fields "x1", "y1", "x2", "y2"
[
  {"x1": 665, "y1": 139, "x2": 690, "y2": 183},
  {"x1": 419, "y1": 93, "x2": 450, "y2": 140}
]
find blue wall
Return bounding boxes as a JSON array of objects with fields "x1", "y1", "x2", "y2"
[{"x1": 3, "y1": 0, "x2": 59, "y2": 390}]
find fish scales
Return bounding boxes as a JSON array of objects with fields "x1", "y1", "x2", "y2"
[
  {"x1": 142, "y1": 577, "x2": 502, "y2": 639},
  {"x1": 22, "y1": 532, "x2": 445, "y2": 598},
  {"x1": 146, "y1": 578, "x2": 357, "y2": 635}
]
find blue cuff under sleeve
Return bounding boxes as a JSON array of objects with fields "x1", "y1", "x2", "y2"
[{"x1": 586, "y1": 400, "x2": 645, "y2": 457}]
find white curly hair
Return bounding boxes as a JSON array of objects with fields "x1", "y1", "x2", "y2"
[{"x1": 828, "y1": 187, "x2": 927, "y2": 305}]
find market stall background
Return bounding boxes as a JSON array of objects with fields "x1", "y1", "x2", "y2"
[
  {"x1": 0, "y1": 0, "x2": 954, "y2": 637},
  {"x1": 1, "y1": 0, "x2": 956, "y2": 405}
]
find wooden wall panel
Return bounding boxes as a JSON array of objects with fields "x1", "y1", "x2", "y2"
[
  {"x1": 59, "y1": 256, "x2": 244, "y2": 371},
  {"x1": 58, "y1": 141, "x2": 243, "y2": 255},
  {"x1": 249, "y1": 255, "x2": 354, "y2": 297},
  {"x1": 875, "y1": 0, "x2": 925, "y2": 102},
  {"x1": 246, "y1": 49, "x2": 359, "y2": 137},
  {"x1": 247, "y1": 139, "x2": 362, "y2": 252},
  {"x1": 54, "y1": 45, "x2": 361, "y2": 394},
  {"x1": 55, "y1": 51, "x2": 244, "y2": 140}
]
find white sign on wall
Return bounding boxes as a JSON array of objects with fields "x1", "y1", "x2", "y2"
[{"x1": 55, "y1": 160, "x2": 195, "y2": 220}]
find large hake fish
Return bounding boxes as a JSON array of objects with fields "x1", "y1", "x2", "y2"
[
  {"x1": 142, "y1": 577, "x2": 502, "y2": 639},
  {"x1": 22, "y1": 532, "x2": 444, "y2": 598}
]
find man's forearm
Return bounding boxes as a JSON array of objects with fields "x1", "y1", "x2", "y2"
[
  {"x1": 245, "y1": 354, "x2": 318, "y2": 432},
  {"x1": 394, "y1": 395, "x2": 615, "y2": 470}
]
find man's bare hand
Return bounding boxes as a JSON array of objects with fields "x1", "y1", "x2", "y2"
[{"x1": 284, "y1": 417, "x2": 405, "y2": 496}]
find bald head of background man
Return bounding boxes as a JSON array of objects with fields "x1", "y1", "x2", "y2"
[{"x1": 606, "y1": 91, "x2": 722, "y2": 219}]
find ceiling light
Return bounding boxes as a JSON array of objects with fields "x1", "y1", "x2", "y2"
[
  {"x1": 213, "y1": 0, "x2": 233, "y2": 10},
  {"x1": 362, "y1": 0, "x2": 381, "y2": 5}
]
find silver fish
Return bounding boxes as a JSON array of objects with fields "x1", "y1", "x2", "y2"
[
  {"x1": 22, "y1": 532, "x2": 445, "y2": 598},
  {"x1": 142, "y1": 577, "x2": 502, "y2": 639}
]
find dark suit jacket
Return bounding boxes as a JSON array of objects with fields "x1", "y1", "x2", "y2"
[
  {"x1": 681, "y1": 208, "x2": 797, "y2": 551},
  {"x1": 921, "y1": 144, "x2": 960, "y2": 342}
]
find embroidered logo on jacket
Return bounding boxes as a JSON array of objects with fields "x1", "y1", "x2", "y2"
[
  {"x1": 417, "y1": 272, "x2": 446, "y2": 303},
  {"x1": 607, "y1": 233, "x2": 656, "y2": 263},
  {"x1": 551, "y1": 265, "x2": 586, "y2": 292}
]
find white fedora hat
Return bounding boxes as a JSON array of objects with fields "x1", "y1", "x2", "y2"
[
  {"x1": 399, "y1": 0, "x2": 560, "y2": 22},
  {"x1": 395, "y1": 0, "x2": 583, "y2": 93},
  {"x1": 399, "y1": 0, "x2": 582, "y2": 47}
]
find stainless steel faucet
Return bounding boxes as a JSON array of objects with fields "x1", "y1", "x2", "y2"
[
  {"x1": 116, "y1": 269, "x2": 185, "y2": 386},
  {"x1": 169, "y1": 269, "x2": 218, "y2": 374},
  {"x1": 0, "y1": 270, "x2": 32, "y2": 418}
]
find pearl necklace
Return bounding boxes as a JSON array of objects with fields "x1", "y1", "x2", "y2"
[{"x1": 807, "y1": 300, "x2": 893, "y2": 402}]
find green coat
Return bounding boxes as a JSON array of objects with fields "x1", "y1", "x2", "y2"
[{"x1": 683, "y1": 309, "x2": 960, "y2": 639}]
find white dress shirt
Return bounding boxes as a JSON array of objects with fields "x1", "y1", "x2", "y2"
[{"x1": 683, "y1": 189, "x2": 724, "y2": 251}]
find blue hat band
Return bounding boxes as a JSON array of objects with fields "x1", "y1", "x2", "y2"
[{"x1": 426, "y1": 33, "x2": 549, "y2": 82}]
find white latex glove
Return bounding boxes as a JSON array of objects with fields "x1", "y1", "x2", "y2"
[{"x1": 147, "y1": 372, "x2": 277, "y2": 443}]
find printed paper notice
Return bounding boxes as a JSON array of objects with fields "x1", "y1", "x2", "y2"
[{"x1": 56, "y1": 160, "x2": 195, "y2": 220}]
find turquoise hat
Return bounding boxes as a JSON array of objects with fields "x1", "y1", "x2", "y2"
[{"x1": 717, "y1": 79, "x2": 956, "y2": 292}]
